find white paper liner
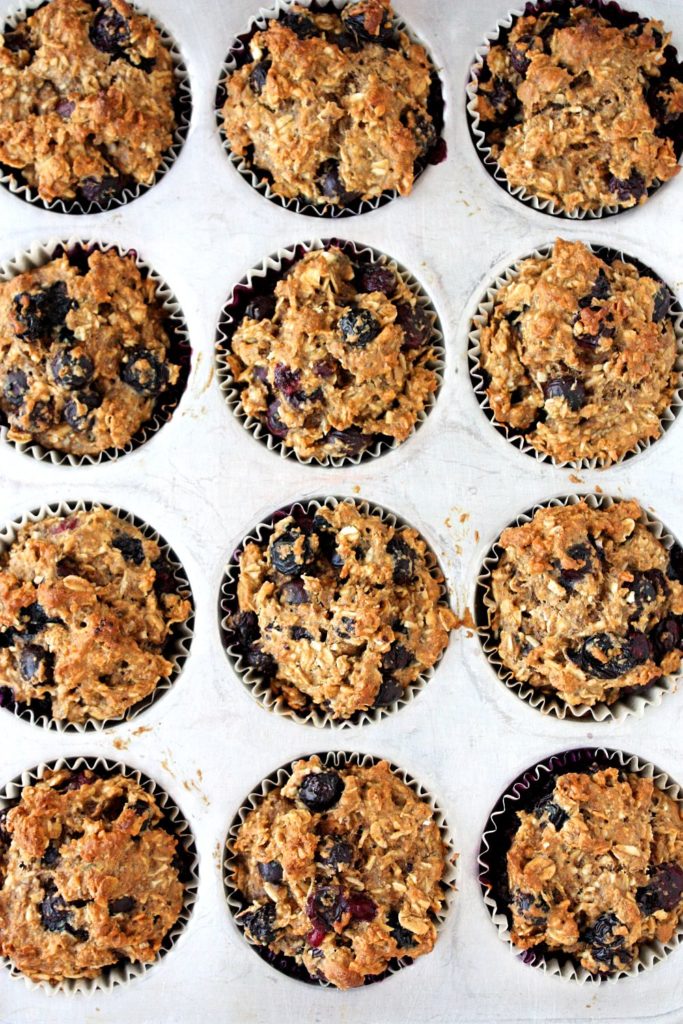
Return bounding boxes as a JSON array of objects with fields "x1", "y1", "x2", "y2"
[
  {"x1": 467, "y1": 241, "x2": 683, "y2": 469},
  {"x1": 0, "y1": 498, "x2": 195, "y2": 732},
  {"x1": 219, "y1": 495, "x2": 454, "y2": 728},
  {"x1": 0, "y1": 237, "x2": 192, "y2": 466},
  {"x1": 478, "y1": 746, "x2": 683, "y2": 982},
  {"x1": 0, "y1": 753, "x2": 199, "y2": 995},
  {"x1": 215, "y1": 238, "x2": 445, "y2": 467},
  {"x1": 0, "y1": 0, "x2": 192, "y2": 215},
  {"x1": 214, "y1": 0, "x2": 445, "y2": 218},
  {"x1": 465, "y1": 3, "x2": 683, "y2": 219},
  {"x1": 475, "y1": 492, "x2": 681, "y2": 722},
  {"x1": 223, "y1": 749, "x2": 457, "y2": 987}
]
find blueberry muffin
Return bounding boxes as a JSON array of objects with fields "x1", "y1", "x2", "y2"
[
  {"x1": 474, "y1": 3, "x2": 682, "y2": 213},
  {"x1": 227, "y1": 501, "x2": 455, "y2": 720},
  {"x1": 0, "y1": 766, "x2": 184, "y2": 983},
  {"x1": 0, "y1": 507, "x2": 192, "y2": 724},
  {"x1": 0, "y1": 0, "x2": 178, "y2": 206},
  {"x1": 221, "y1": 0, "x2": 439, "y2": 208},
  {"x1": 226, "y1": 247, "x2": 439, "y2": 460},
  {"x1": 230, "y1": 756, "x2": 447, "y2": 988},
  {"x1": 507, "y1": 766, "x2": 683, "y2": 975},
  {"x1": 478, "y1": 239, "x2": 679, "y2": 465},
  {"x1": 0, "y1": 248, "x2": 185, "y2": 457},
  {"x1": 488, "y1": 500, "x2": 683, "y2": 708}
]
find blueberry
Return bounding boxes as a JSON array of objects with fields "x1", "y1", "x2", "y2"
[
  {"x1": 342, "y1": 892, "x2": 376, "y2": 921},
  {"x1": 231, "y1": 611, "x2": 260, "y2": 647},
  {"x1": 556, "y1": 542, "x2": 593, "y2": 590},
  {"x1": 387, "y1": 909, "x2": 417, "y2": 949},
  {"x1": 56, "y1": 98, "x2": 75, "y2": 119},
  {"x1": 381, "y1": 642, "x2": 413, "y2": 673},
  {"x1": 3, "y1": 369, "x2": 28, "y2": 406},
  {"x1": 636, "y1": 863, "x2": 683, "y2": 915},
  {"x1": 534, "y1": 795, "x2": 569, "y2": 830},
  {"x1": 653, "y1": 286, "x2": 672, "y2": 323},
  {"x1": 51, "y1": 345, "x2": 94, "y2": 389},
  {"x1": 387, "y1": 536, "x2": 415, "y2": 585},
  {"x1": 258, "y1": 861, "x2": 283, "y2": 884},
  {"x1": 281, "y1": 12, "x2": 317, "y2": 39},
  {"x1": 269, "y1": 525, "x2": 313, "y2": 576},
  {"x1": 13, "y1": 281, "x2": 74, "y2": 342},
  {"x1": 338, "y1": 307, "x2": 381, "y2": 348},
  {"x1": 651, "y1": 617, "x2": 682, "y2": 660},
  {"x1": 290, "y1": 625, "x2": 312, "y2": 641},
  {"x1": 515, "y1": 891, "x2": 549, "y2": 919},
  {"x1": 41, "y1": 842, "x2": 61, "y2": 867},
  {"x1": 509, "y1": 37, "x2": 531, "y2": 76},
  {"x1": 355, "y1": 264, "x2": 396, "y2": 297},
  {"x1": 244, "y1": 647, "x2": 277, "y2": 677},
  {"x1": 317, "y1": 159, "x2": 359, "y2": 205},
  {"x1": 19, "y1": 644, "x2": 51, "y2": 682},
  {"x1": 244, "y1": 294, "x2": 276, "y2": 321},
  {"x1": 89, "y1": 3, "x2": 130, "y2": 53},
  {"x1": 313, "y1": 357, "x2": 337, "y2": 378},
  {"x1": 343, "y1": 5, "x2": 397, "y2": 46},
  {"x1": 668, "y1": 542, "x2": 683, "y2": 583},
  {"x1": 0, "y1": 627, "x2": 16, "y2": 650},
  {"x1": 627, "y1": 568, "x2": 666, "y2": 606},
  {"x1": 249, "y1": 58, "x2": 271, "y2": 95},
  {"x1": 569, "y1": 632, "x2": 648, "y2": 680},
  {"x1": 542, "y1": 375, "x2": 587, "y2": 412},
  {"x1": 19, "y1": 602, "x2": 59, "y2": 639},
  {"x1": 273, "y1": 363, "x2": 304, "y2": 404},
  {"x1": 583, "y1": 912, "x2": 630, "y2": 968},
  {"x1": 489, "y1": 76, "x2": 518, "y2": 116},
  {"x1": 412, "y1": 113, "x2": 437, "y2": 157},
  {"x1": 120, "y1": 347, "x2": 168, "y2": 396},
  {"x1": 298, "y1": 770, "x2": 344, "y2": 812},
  {"x1": 306, "y1": 886, "x2": 344, "y2": 930},
  {"x1": 395, "y1": 303, "x2": 432, "y2": 350},
  {"x1": 245, "y1": 901, "x2": 277, "y2": 944},
  {"x1": 108, "y1": 895, "x2": 136, "y2": 914},
  {"x1": 39, "y1": 882, "x2": 70, "y2": 933},
  {"x1": 319, "y1": 839, "x2": 353, "y2": 869},
  {"x1": 265, "y1": 399, "x2": 288, "y2": 439},
  {"x1": 374, "y1": 676, "x2": 403, "y2": 707},
  {"x1": 63, "y1": 389, "x2": 102, "y2": 430},
  {"x1": 608, "y1": 171, "x2": 647, "y2": 203},
  {"x1": 323, "y1": 428, "x2": 371, "y2": 456},
  {"x1": 591, "y1": 269, "x2": 611, "y2": 302},
  {"x1": 80, "y1": 175, "x2": 127, "y2": 204},
  {"x1": 112, "y1": 532, "x2": 145, "y2": 566}
]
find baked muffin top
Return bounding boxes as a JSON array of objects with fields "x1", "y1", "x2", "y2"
[
  {"x1": 0, "y1": 767, "x2": 184, "y2": 983},
  {"x1": 489, "y1": 500, "x2": 683, "y2": 709},
  {"x1": 226, "y1": 247, "x2": 439, "y2": 461},
  {"x1": 474, "y1": 4, "x2": 682, "y2": 213},
  {"x1": 221, "y1": 0, "x2": 438, "y2": 208},
  {"x1": 507, "y1": 766, "x2": 683, "y2": 975},
  {"x1": 227, "y1": 501, "x2": 455, "y2": 720},
  {"x1": 477, "y1": 239, "x2": 679, "y2": 465},
  {"x1": 231, "y1": 756, "x2": 447, "y2": 989},
  {"x1": 0, "y1": 0, "x2": 177, "y2": 205},
  {"x1": 0, "y1": 507, "x2": 192, "y2": 724},
  {"x1": 0, "y1": 248, "x2": 184, "y2": 457}
]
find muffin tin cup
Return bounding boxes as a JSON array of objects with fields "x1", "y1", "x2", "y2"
[
  {"x1": 0, "y1": 753, "x2": 199, "y2": 994},
  {"x1": 215, "y1": 238, "x2": 445, "y2": 467},
  {"x1": 0, "y1": 237, "x2": 192, "y2": 466},
  {"x1": 0, "y1": 498, "x2": 195, "y2": 732},
  {"x1": 223, "y1": 749, "x2": 457, "y2": 987},
  {"x1": 465, "y1": 1, "x2": 683, "y2": 220},
  {"x1": 215, "y1": 0, "x2": 446, "y2": 219},
  {"x1": 467, "y1": 241, "x2": 683, "y2": 469},
  {"x1": 219, "y1": 495, "x2": 454, "y2": 728},
  {"x1": 475, "y1": 492, "x2": 681, "y2": 723},
  {"x1": 478, "y1": 745, "x2": 683, "y2": 982},
  {"x1": 0, "y1": 0, "x2": 192, "y2": 215}
]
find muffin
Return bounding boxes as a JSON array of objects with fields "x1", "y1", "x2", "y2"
[
  {"x1": 477, "y1": 239, "x2": 679, "y2": 465},
  {"x1": 229, "y1": 756, "x2": 447, "y2": 988},
  {"x1": 226, "y1": 500, "x2": 455, "y2": 721},
  {"x1": 488, "y1": 499, "x2": 683, "y2": 708},
  {"x1": 0, "y1": 247, "x2": 186, "y2": 458},
  {"x1": 0, "y1": 766, "x2": 184, "y2": 983},
  {"x1": 474, "y1": 3, "x2": 683, "y2": 214},
  {"x1": 0, "y1": 0, "x2": 178, "y2": 206},
  {"x1": 0, "y1": 506, "x2": 192, "y2": 724},
  {"x1": 225, "y1": 246, "x2": 440, "y2": 461},
  {"x1": 506, "y1": 765, "x2": 683, "y2": 975},
  {"x1": 221, "y1": 0, "x2": 440, "y2": 209}
]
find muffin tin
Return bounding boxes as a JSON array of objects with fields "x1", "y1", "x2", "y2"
[{"x1": 0, "y1": 0, "x2": 682, "y2": 1021}]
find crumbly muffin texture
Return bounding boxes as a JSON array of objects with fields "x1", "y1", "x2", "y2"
[
  {"x1": 222, "y1": 0, "x2": 438, "y2": 206},
  {"x1": 0, "y1": 248, "x2": 183, "y2": 457},
  {"x1": 227, "y1": 247, "x2": 439, "y2": 460},
  {"x1": 478, "y1": 239, "x2": 678, "y2": 465},
  {"x1": 0, "y1": 0, "x2": 177, "y2": 204},
  {"x1": 228, "y1": 501, "x2": 455, "y2": 720},
  {"x1": 507, "y1": 767, "x2": 683, "y2": 975},
  {"x1": 489, "y1": 500, "x2": 683, "y2": 708},
  {"x1": 0, "y1": 767, "x2": 184, "y2": 983},
  {"x1": 0, "y1": 507, "x2": 191, "y2": 723},
  {"x1": 475, "y1": 4, "x2": 682, "y2": 213},
  {"x1": 231, "y1": 757, "x2": 447, "y2": 989}
]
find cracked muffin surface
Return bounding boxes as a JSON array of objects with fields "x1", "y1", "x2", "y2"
[
  {"x1": 507, "y1": 766, "x2": 683, "y2": 975},
  {"x1": 478, "y1": 239, "x2": 679, "y2": 465},
  {"x1": 474, "y1": 4, "x2": 682, "y2": 213},
  {"x1": 0, "y1": 248, "x2": 184, "y2": 457},
  {"x1": 231, "y1": 756, "x2": 447, "y2": 989},
  {"x1": 227, "y1": 501, "x2": 455, "y2": 720},
  {"x1": 0, "y1": 0, "x2": 177, "y2": 205},
  {"x1": 488, "y1": 500, "x2": 683, "y2": 708},
  {"x1": 0, "y1": 507, "x2": 192, "y2": 723},
  {"x1": 226, "y1": 247, "x2": 439, "y2": 460},
  {"x1": 0, "y1": 767, "x2": 184, "y2": 983},
  {"x1": 221, "y1": 0, "x2": 438, "y2": 207}
]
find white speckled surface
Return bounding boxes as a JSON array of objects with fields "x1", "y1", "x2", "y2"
[{"x1": 0, "y1": 0, "x2": 682, "y2": 1021}]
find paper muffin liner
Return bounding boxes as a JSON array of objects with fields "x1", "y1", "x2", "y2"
[
  {"x1": 223, "y1": 749, "x2": 457, "y2": 987},
  {"x1": 468, "y1": 241, "x2": 683, "y2": 469},
  {"x1": 0, "y1": 753, "x2": 198, "y2": 995},
  {"x1": 0, "y1": 498, "x2": 195, "y2": 733},
  {"x1": 219, "y1": 495, "x2": 454, "y2": 728},
  {"x1": 479, "y1": 745, "x2": 683, "y2": 982},
  {"x1": 474, "y1": 491, "x2": 681, "y2": 723},
  {"x1": 215, "y1": 238, "x2": 445, "y2": 467},
  {"x1": 214, "y1": 0, "x2": 446, "y2": 218},
  {"x1": 0, "y1": 237, "x2": 192, "y2": 467},
  {"x1": 0, "y1": 0, "x2": 192, "y2": 215},
  {"x1": 465, "y1": 0, "x2": 683, "y2": 220}
]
